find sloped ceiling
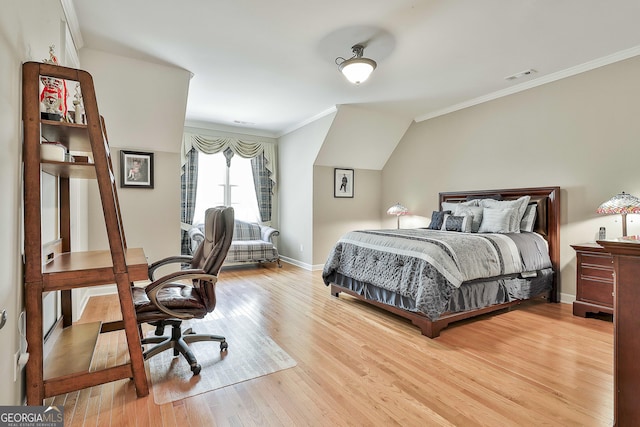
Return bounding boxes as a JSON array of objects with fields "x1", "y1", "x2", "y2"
[{"x1": 314, "y1": 105, "x2": 412, "y2": 170}]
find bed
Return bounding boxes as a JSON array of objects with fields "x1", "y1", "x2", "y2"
[{"x1": 322, "y1": 186, "x2": 560, "y2": 338}]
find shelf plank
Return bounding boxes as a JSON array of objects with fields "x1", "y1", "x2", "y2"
[
  {"x1": 42, "y1": 161, "x2": 96, "y2": 179},
  {"x1": 42, "y1": 248, "x2": 149, "y2": 291},
  {"x1": 41, "y1": 120, "x2": 91, "y2": 151},
  {"x1": 44, "y1": 322, "x2": 101, "y2": 380}
]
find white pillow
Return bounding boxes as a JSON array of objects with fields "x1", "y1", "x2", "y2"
[
  {"x1": 454, "y1": 205, "x2": 483, "y2": 233},
  {"x1": 478, "y1": 207, "x2": 518, "y2": 233},
  {"x1": 441, "y1": 199, "x2": 478, "y2": 213},
  {"x1": 480, "y1": 196, "x2": 531, "y2": 233}
]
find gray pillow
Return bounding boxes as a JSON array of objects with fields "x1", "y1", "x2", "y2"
[
  {"x1": 454, "y1": 205, "x2": 483, "y2": 233},
  {"x1": 427, "y1": 210, "x2": 451, "y2": 230},
  {"x1": 441, "y1": 214, "x2": 473, "y2": 233},
  {"x1": 520, "y1": 202, "x2": 537, "y2": 232}
]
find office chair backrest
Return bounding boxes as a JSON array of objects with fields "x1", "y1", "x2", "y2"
[{"x1": 191, "y1": 206, "x2": 234, "y2": 276}]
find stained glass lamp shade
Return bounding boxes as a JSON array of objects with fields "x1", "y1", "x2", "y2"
[
  {"x1": 596, "y1": 192, "x2": 640, "y2": 237},
  {"x1": 387, "y1": 203, "x2": 409, "y2": 229}
]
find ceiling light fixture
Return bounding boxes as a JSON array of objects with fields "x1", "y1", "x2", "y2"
[{"x1": 335, "y1": 44, "x2": 377, "y2": 85}]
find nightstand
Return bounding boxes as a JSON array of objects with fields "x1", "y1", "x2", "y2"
[{"x1": 571, "y1": 243, "x2": 614, "y2": 317}]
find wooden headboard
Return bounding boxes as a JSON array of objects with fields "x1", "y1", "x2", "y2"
[{"x1": 439, "y1": 186, "x2": 560, "y2": 302}]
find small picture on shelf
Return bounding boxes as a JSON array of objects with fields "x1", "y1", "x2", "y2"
[{"x1": 120, "y1": 150, "x2": 154, "y2": 189}]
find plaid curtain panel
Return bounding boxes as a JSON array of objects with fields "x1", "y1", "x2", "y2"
[
  {"x1": 180, "y1": 148, "x2": 198, "y2": 255},
  {"x1": 251, "y1": 153, "x2": 274, "y2": 222}
]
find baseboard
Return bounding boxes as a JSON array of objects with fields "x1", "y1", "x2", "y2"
[
  {"x1": 279, "y1": 256, "x2": 325, "y2": 271},
  {"x1": 560, "y1": 293, "x2": 576, "y2": 305}
]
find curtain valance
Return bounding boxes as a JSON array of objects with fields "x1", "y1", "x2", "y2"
[{"x1": 181, "y1": 133, "x2": 277, "y2": 184}]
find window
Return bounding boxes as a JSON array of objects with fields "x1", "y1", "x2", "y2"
[{"x1": 192, "y1": 151, "x2": 259, "y2": 225}]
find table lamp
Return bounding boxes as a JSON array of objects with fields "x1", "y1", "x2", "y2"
[
  {"x1": 387, "y1": 203, "x2": 409, "y2": 229},
  {"x1": 596, "y1": 191, "x2": 640, "y2": 237}
]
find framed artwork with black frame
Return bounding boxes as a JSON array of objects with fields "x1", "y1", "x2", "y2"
[
  {"x1": 120, "y1": 150, "x2": 154, "y2": 189},
  {"x1": 334, "y1": 168, "x2": 354, "y2": 198}
]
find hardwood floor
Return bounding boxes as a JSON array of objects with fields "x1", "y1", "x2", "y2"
[{"x1": 46, "y1": 263, "x2": 614, "y2": 426}]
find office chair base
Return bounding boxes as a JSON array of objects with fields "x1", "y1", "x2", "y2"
[{"x1": 142, "y1": 322, "x2": 228, "y2": 375}]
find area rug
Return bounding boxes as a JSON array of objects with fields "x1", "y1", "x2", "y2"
[{"x1": 147, "y1": 314, "x2": 297, "y2": 405}]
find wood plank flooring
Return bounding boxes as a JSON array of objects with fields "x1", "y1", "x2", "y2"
[{"x1": 46, "y1": 263, "x2": 614, "y2": 426}]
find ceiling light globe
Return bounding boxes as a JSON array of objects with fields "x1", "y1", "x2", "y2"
[{"x1": 339, "y1": 59, "x2": 377, "y2": 85}]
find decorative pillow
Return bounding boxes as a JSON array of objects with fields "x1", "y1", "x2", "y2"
[
  {"x1": 454, "y1": 205, "x2": 483, "y2": 233},
  {"x1": 441, "y1": 199, "x2": 478, "y2": 213},
  {"x1": 520, "y1": 202, "x2": 537, "y2": 232},
  {"x1": 478, "y1": 207, "x2": 518, "y2": 233},
  {"x1": 427, "y1": 210, "x2": 451, "y2": 230},
  {"x1": 441, "y1": 214, "x2": 473, "y2": 233},
  {"x1": 479, "y1": 195, "x2": 531, "y2": 233}
]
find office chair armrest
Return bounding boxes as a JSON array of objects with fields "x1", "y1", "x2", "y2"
[
  {"x1": 145, "y1": 269, "x2": 218, "y2": 319},
  {"x1": 148, "y1": 255, "x2": 194, "y2": 280}
]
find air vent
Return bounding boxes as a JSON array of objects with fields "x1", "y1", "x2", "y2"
[{"x1": 505, "y1": 69, "x2": 537, "y2": 81}]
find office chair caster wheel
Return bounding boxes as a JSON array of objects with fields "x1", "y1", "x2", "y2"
[
  {"x1": 220, "y1": 341, "x2": 228, "y2": 351},
  {"x1": 191, "y1": 363, "x2": 201, "y2": 375}
]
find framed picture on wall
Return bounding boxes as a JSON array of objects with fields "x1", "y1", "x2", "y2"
[
  {"x1": 334, "y1": 168, "x2": 354, "y2": 198},
  {"x1": 120, "y1": 150, "x2": 154, "y2": 189}
]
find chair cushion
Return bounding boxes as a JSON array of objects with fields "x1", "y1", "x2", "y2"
[
  {"x1": 132, "y1": 283, "x2": 206, "y2": 314},
  {"x1": 226, "y1": 240, "x2": 279, "y2": 263},
  {"x1": 233, "y1": 220, "x2": 262, "y2": 241}
]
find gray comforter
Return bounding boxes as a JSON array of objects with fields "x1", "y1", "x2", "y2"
[{"x1": 322, "y1": 228, "x2": 552, "y2": 319}]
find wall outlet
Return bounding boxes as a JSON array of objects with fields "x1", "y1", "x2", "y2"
[{"x1": 299, "y1": 244, "x2": 303, "y2": 252}]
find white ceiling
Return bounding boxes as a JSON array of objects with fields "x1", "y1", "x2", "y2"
[{"x1": 71, "y1": 0, "x2": 640, "y2": 137}]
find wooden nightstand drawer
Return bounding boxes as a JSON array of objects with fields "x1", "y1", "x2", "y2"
[
  {"x1": 571, "y1": 242, "x2": 614, "y2": 317},
  {"x1": 579, "y1": 278, "x2": 613, "y2": 307},
  {"x1": 581, "y1": 252, "x2": 614, "y2": 269},
  {"x1": 579, "y1": 263, "x2": 614, "y2": 282}
]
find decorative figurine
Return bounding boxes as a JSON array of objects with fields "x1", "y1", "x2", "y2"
[
  {"x1": 40, "y1": 45, "x2": 68, "y2": 121},
  {"x1": 73, "y1": 83, "x2": 84, "y2": 124}
]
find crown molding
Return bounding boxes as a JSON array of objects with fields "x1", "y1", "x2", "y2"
[
  {"x1": 415, "y1": 45, "x2": 640, "y2": 123},
  {"x1": 60, "y1": 0, "x2": 84, "y2": 50},
  {"x1": 278, "y1": 106, "x2": 337, "y2": 138}
]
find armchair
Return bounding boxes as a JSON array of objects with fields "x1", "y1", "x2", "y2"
[
  {"x1": 132, "y1": 206, "x2": 234, "y2": 375},
  {"x1": 190, "y1": 218, "x2": 281, "y2": 267}
]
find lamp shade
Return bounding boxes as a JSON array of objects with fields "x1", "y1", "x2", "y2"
[
  {"x1": 339, "y1": 58, "x2": 376, "y2": 84},
  {"x1": 387, "y1": 203, "x2": 409, "y2": 216},
  {"x1": 596, "y1": 192, "x2": 640, "y2": 214},
  {"x1": 596, "y1": 191, "x2": 640, "y2": 237},
  {"x1": 336, "y1": 44, "x2": 377, "y2": 85}
]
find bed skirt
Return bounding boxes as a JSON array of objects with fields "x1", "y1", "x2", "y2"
[{"x1": 325, "y1": 268, "x2": 554, "y2": 321}]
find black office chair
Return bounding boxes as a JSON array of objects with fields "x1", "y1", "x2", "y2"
[{"x1": 132, "y1": 206, "x2": 234, "y2": 375}]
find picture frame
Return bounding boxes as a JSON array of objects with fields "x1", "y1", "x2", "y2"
[
  {"x1": 120, "y1": 150, "x2": 154, "y2": 189},
  {"x1": 334, "y1": 168, "x2": 354, "y2": 198}
]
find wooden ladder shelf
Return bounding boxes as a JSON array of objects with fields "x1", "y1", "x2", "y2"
[{"x1": 22, "y1": 61, "x2": 149, "y2": 404}]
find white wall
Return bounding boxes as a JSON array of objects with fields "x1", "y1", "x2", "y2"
[
  {"x1": 79, "y1": 49, "x2": 191, "y2": 302},
  {"x1": 278, "y1": 112, "x2": 336, "y2": 267},
  {"x1": 312, "y1": 166, "x2": 382, "y2": 266},
  {"x1": 382, "y1": 55, "x2": 640, "y2": 301},
  {"x1": 0, "y1": 0, "x2": 73, "y2": 405}
]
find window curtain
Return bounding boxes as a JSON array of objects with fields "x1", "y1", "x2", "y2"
[
  {"x1": 181, "y1": 132, "x2": 277, "y2": 222},
  {"x1": 180, "y1": 147, "x2": 198, "y2": 255},
  {"x1": 251, "y1": 153, "x2": 274, "y2": 222}
]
